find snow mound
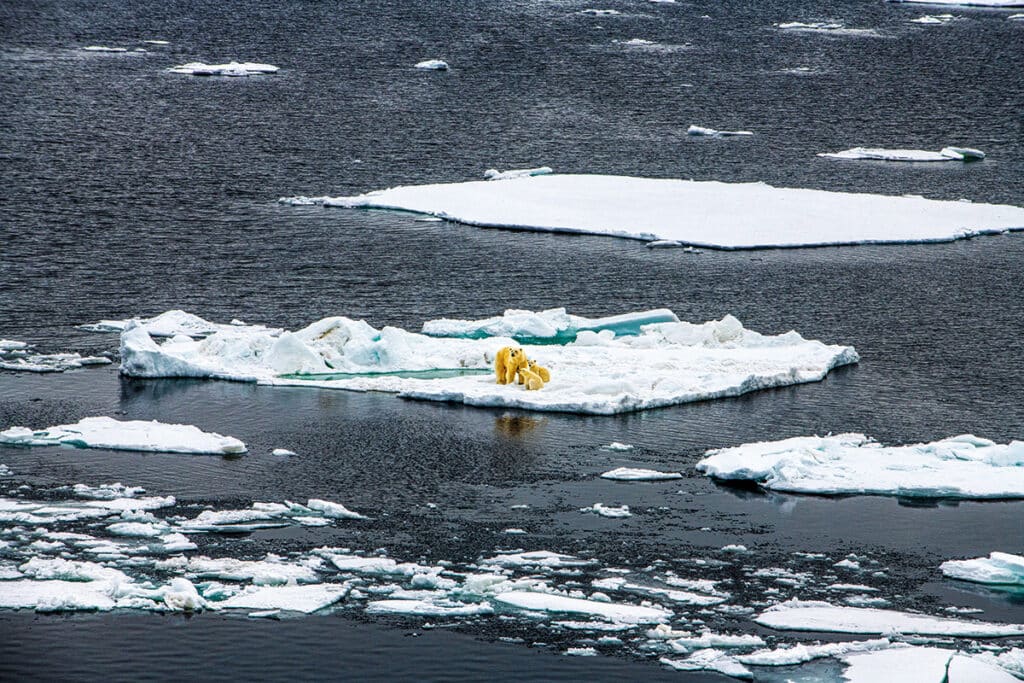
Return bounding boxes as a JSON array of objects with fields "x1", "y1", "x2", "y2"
[
  {"x1": 0, "y1": 417, "x2": 246, "y2": 455},
  {"x1": 696, "y1": 433, "x2": 1024, "y2": 499},
  {"x1": 687, "y1": 125, "x2": 753, "y2": 137},
  {"x1": 277, "y1": 174, "x2": 1024, "y2": 249},
  {"x1": 81, "y1": 310, "x2": 280, "y2": 338},
  {"x1": 170, "y1": 61, "x2": 279, "y2": 76},
  {"x1": 941, "y1": 552, "x2": 1024, "y2": 585},
  {"x1": 415, "y1": 59, "x2": 448, "y2": 70},
  {"x1": 601, "y1": 467, "x2": 682, "y2": 481},
  {"x1": 484, "y1": 167, "x2": 552, "y2": 181},
  {"x1": 819, "y1": 146, "x2": 985, "y2": 162},
  {"x1": 421, "y1": 307, "x2": 679, "y2": 342},
  {"x1": 755, "y1": 599, "x2": 1024, "y2": 636}
]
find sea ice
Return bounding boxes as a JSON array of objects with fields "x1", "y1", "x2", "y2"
[
  {"x1": 81, "y1": 310, "x2": 280, "y2": 338},
  {"x1": 219, "y1": 584, "x2": 349, "y2": 613},
  {"x1": 415, "y1": 59, "x2": 448, "y2": 70},
  {"x1": 0, "y1": 340, "x2": 111, "y2": 373},
  {"x1": 0, "y1": 580, "x2": 116, "y2": 612},
  {"x1": 736, "y1": 638, "x2": 895, "y2": 665},
  {"x1": 82, "y1": 46, "x2": 129, "y2": 52},
  {"x1": 0, "y1": 417, "x2": 246, "y2": 455},
  {"x1": 840, "y1": 646, "x2": 1017, "y2": 683},
  {"x1": 421, "y1": 307, "x2": 678, "y2": 341},
  {"x1": 366, "y1": 599, "x2": 493, "y2": 617},
  {"x1": 910, "y1": 14, "x2": 956, "y2": 23},
  {"x1": 480, "y1": 551, "x2": 596, "y2": 569},
  {"x1": 819, "y1": 146, "x2": 985, "y2": 162},
  {"x1": 169, "y1": 61, "x2": 279, "y2": 76},
  {"x1": 941, "y1": 552, "x2": 1024, "y2": 585},
  {"x1": 687, "y1": 125, "x2": 753, "y2": 137},
  {"x1": 755, "y1": 599, "x2": 1024, "y2": 636},
  {"x1": 484, "y1": 167, "x2": 552, "y2": 181},
  {"x1": 580, "y1": 503, "x2": 632, "y2": 518},
  {"x1": 492, "y1": 591, "x2": 671, "y2": 623},
  {"x1": 660, "y1": 650, "x2": 753, "y2": 679},
  {"x1": 696, "y1": 433, "x2": 1024, "y2": 498},
  {"x1": 178, "y1": 556, "x2": 320, "y2": 585},
  {"x1": 600, "y1": 467, "x2": 682, "y2": 481},
  {"x1": 278, "y1": 173, "x2": 1024, "y2": 249}
]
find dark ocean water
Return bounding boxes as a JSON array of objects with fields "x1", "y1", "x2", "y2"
[{"x1": 1, "y1": 0, "x2": 1023, "y2": 680}]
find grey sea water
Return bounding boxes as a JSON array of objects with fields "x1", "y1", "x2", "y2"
[{"x1": 1, "y1": 0, "x2": 1023, "y2": 680}]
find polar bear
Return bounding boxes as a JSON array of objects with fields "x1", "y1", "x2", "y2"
[{"x1": 495, "y1": 346, "x2": 528, "y2": 385}]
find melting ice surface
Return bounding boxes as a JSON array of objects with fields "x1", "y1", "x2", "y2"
[
  {"x1": 941, "y1": 552, "x2": 1024, "y2": 585},
  {"x1": 696, "y1": 433, "x2": 1024, "y2": 498},
  {"x1": 0, "y1": 339, "x2": 111, "y2": 373},
  {"x1": 169, "y1": 61, "x2": 279, "y2": 76},
  {"x1": 420, "y1": 307, "x2": 679, "y2": 342},
  {"x1": 0, "y1": 417, "x2": 246, "y2": 455},
  {"x1": 279, "y1": 174, "x2": 1024, "y2": 249},
  {"x1": 118, "y1": 309, "x2": 858, "y2": 415},
  {"x1": 819, "y1": 146, "x2": 985, "y2": 162}
]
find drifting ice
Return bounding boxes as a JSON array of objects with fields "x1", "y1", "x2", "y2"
[
  {"x1": 819, "y1": 146, "x2": 985, "y2": 162},
  {"x1": 941, "y1": 552, "x2": 1024, "y2": 585},
  {"x1": 170, "y1": 61, "x2": 279, "y2": 76},
  {"x1": 415, "y1": 59, "x2": 448, "y2": 70},
  {"x1": 601, "y1": 467, "x2": 682, "y2": 481},
  {"x1": 696, "y1": 433, "x2": 1024, "y2": 498},
  {"x1": 687, "y1": 125, "x2": 753, "y2": 137},
  {"x1": 0, "y1": 417, "x2": 247, "y2": 455},
  {"x1": 81, "y1": 309, "x2": 280, "y2": 338},
  {"x1": 278, "y1": 174, "x2": 1024, "y2": 249}
]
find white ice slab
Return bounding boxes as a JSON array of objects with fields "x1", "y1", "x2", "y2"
[
  {"x1": 366, "y1": 599, "x2": 494, "y2": 616},
  {"x1": 121, "y1": 309, "x2": 857, "y2": 415},
  {"x1": 755, "y1": 600, "x2": 1024, "y2": 636},
  {"x1": 81, "y1": 310, "x2": 280, "y2": 338},
  {"x1": 601, "y1": 467, "x2": 682, "y2": 481},
  {"x1": 736, "y1": 638, "x2": 896, "y2": 666},
  {"x1": 421, "y1": 307, "x2": 678, "y2": 341},
  {"x1": 219, "y1": 584, "x2": 349, "y2": 613},
  {"x1": 660, "y1": 650, "x2": 753, "y2": 679},
  {"x1": 687, "y1": 125, "x2": 753, "y2": 137},
  {"x1": 170, "y1": 61, "x2": 279, "y2": 76},
  {"x1": 82, "y1": 46, "x2": 129, "y2": 52},
  {"x1": 415, "y1": 59, "x2": 448, "y2": 70},
  {"x1": 484, "y1": 167, "x2": 553, "y2": 181},
  {"x1": 279, "y1": 174, "x2": 1024, "y2": 249},
  {"x1": 840, "y1": 646, "x2": 1017, "y2": 683},
  {"x1": 910, "y1": 14, "x2": 956, "y2": 23},
  {"x1": 696, "y1": 433, "x2": 1024, "y2": 498},
  {"x1": 941, "y1": 552, "x2": 1024, "y2": 585},
  {"x1": 493, "y1": 591, "x2": 671, "y2": 623},
  {"x1": 0, "y1": 579, "x2": 116, "y2": 611},
  {"x1": 0, "y1": 417, "x2": 246, "y2": 455},
  {"x1": 181, "y1": 556, "x2": 320, "y2": 585},
  {"x1": 819, "y1": 146, "x2": 984, "y2": 162}
]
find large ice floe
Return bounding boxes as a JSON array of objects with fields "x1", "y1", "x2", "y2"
[
  {"x1": 941, "y1": 552, "x2": 1024, "y2": 585},
  {"x1": 696, "y1": 433, "x2": 1024, "y2": 498},
  {"x1": 117, "y1": 309, "x2": 858, "y2": 415},
  {"x1": 819, "y1": 146, "x2": 985, "y2": 162},
  {"x1": 278, "y1": 173, "x2": 1024, "y2": 249},
  {"x1": 0, "y1": 417, "x2": 246, "y2": 455},
  {"x1": 0, "y1": 339, "x2": 111, "y2": 373},
  {"x1": 169, "y1": 61, "x2": 279, "y2": 76}
]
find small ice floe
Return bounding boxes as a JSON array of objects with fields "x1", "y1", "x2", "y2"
[
  {"x1": 414, "y1": 59, "x2": 448, "y2": 70},
  {"x1": 819, "y1": 146, "x2": 985, "y2": 162},
  {"x1": 776, "y1": 21, "x2": 844, "y2": 30},
  {"x1": 687, "y1": 125, "x2": 753, "y2": 137},
  {"x1": 169, "y1": 61, "x2": 279, "y2": 77},
  {"x1": 503, "y1": 528, "x2": 526, "y2": 535},
  {"x1": 565, "y1": 647, "x2": 598, "y2": 656},
  {"x1": 220, "y1": 584, "x2": 349, "y2": 613},
  {"x1": 660, "y1": 650, "x2": 753, "y2": 679},
  {"x1": 580, "y1": 503, "x2": 632, "y2": 518},
  {"x1": 176, "y1": 499, "x2": 364, "y2": 533},
  {"x1": 281, "y1": 173, "x2": 1024, "y2": 249},
  {"x1": 366, "y1": 599, "x2": 493, "y2": 617},
  {"x1": 602, "y1": 442, "x2": 634, "y2": 451},
  {"x1": 271, "y1": 448, "x2": 296, "y2": 456},
  {"x1": 484, "y1": 167, "x2": 552, "y2": 181},
  {"x1": 754, "y1": 599, "x2": 1024, "y2": 636},
  {"x1": 492, "y1": 591, "x2": 671, "y2": 623},
  {"x1": 737, "y1": 637, "x2": 895, "y2": 666},
  {"x1": 840, "y1": 646, "x2": 1018, "y2": 683},
  {"x1": 0, "y1": 340, "x2": 28, "y2": 351},
  {"x1": 81, "y1": 309, "x2": 280, "y2": 338},
  {"x1": 696, "y1": 433, "x2": 1024, "y2": 498},
  {"x1": 721, "y1": 545, "x2": 749, "y2": 554},
  {"x1": 666, "y1": 631, "x2": 765, "y2": 653},
  {"x1": 941, "y1": 552, "x2": 1024, "y2": 585},
  {"x1": 1011, "y1": 13, "x2": 1024, "y2": 19},
  {"x1": 594, "y1": 577, "x2": 727, "y2": 606},
  {"x1": 0, "y1": 339, "x2": 111, "y2": 373},
  {"x1": 72, "y1": 482, "x2": 146, "y2": 500},
  {"x1": 0, "y1": 417, "x2": 246, "y2": 455},
  {"x1": 646, "y1": 239, "x2": 682, "y2": 248},
  {"x1": 480, "y1": 550, "x2": 596, "y2": 570},
  {"x1": 169, "y1": 555, "x2": 321, "y2": 586},
  {"x1": 143, "y1": 40, "x2": 170, "y2": 45},
  {"x1": 910, "y1": 13, "x2": 956, "y2": 23},
  {"x1": 600, "y1": 467, "x2": 682, "y2": 481},
  {"x1": 82, "y1": 46, "x2": 129, "y2": 52},
  {"x1": 580, "y1": 9, "x2": 621, "y2": 16}
]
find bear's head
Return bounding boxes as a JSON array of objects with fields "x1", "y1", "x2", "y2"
[{"x1": 509, "y1": 348, "x2": 528, "y2": 368}]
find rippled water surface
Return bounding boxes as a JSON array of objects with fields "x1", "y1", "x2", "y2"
[{"x1": 2, "y1": 0, "x2": 1023, "y2": 680}]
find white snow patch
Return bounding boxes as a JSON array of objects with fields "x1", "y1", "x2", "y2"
[{"x1": 0, "y1": 417, "x2": 246, "y2": 455}]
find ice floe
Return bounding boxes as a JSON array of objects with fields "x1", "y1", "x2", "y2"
[
  {"x1": 777, "y1": 21, "x2": 844, "y2": 30},
  {"x1": 687, "y1": 125, "x2": 753, "y2": 137},
  {"x1": 696, "y1": 433, "x2": 1024, "y2": 498},
  {"x1": 169, "y1": 61, "x2": 279, "y2": 76},
  {"x1": 279, "y1": 173, "x2": 1024, "y2": 249},
  {"x1": 366, "y1": 599, "x2": 493, "y2": 617},
  {"x1": 660, "y1": 650, "x2": 753, "y2": 679},
  {"x1": 421, "y1": 307, "x2": 678, "y2": 342},
  {"x1": 220, "y1": 584, "x2": 349, "y2": 613},
  {"x1": 941, "y1": 552, "x2": 1024, "y2": 585},
  {"x1": 736, "y1": 637, "x2": 895, "y2": 665},
  {"x1": 493, "y1": 591, "x2": 671, "y2": 623},
  {"x1": 0, "y1": 339, "x2": 111, "y2": 373},
  {"x1": 601, "y1": 467, "x2": 682, "y2": 481},
  {"x1": 819, "y1": 146, "x2": 985, "y2": 162},
  {"x1": 910, "y1": 13, "x2": 956, "y2": 23},
  {"x1": 82, "y1": 45, "x2": 130, "y2": 52},
  {"x1": 0, "y1": 417, "x2": 246, "y2": 455},
  {"x1": 81, "y1": 310, "x2": 280, "y2": 338},
  {"x1": 581, "y1": 9, "x2": 621, "y2": 15},
  {"x1": 414, "y1": 59, "x2": 448, "y2": 70},
  {"x1": 484, "y1": 166, "x2": 552, "y2": 181},
  {"x1": 755, "y1": 600, "x2": 1024, "y2": 636},
  {"x1": 840, "y1": 646, "x2": 1018, "y2": 683},
  {"x1": 580, "y1": 503, "x2": 632, "y2": 518}
]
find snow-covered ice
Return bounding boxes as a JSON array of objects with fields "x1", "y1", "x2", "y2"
[
  {"x1": 169, "y1": 61, "x2": 279, "y2": 76},
  {"x1": 581, "y1": 503, "x2": 632, "y2": 518},
  {"x1": 220, "y1": 584, "x2": 349, "y2": 613},
  {"x1": 484, "y1": 167, "x2": 552, "y2": 181},
  {"x1": 777, "y1": 21, "x2": 844, "y2": 30},
  {"x1": 421, "y1": 307, "x2": 678, "y2": 341},
  {"x1": 278, "y1": 174, "x2": 1024, "y2": 249},
  {"x1": 736, "y1": 638, "x2": 895, "y2": 666},
  {"x1": 493, "y1": 591, "x2": 671, "y2": 623},
  {"x1": 415, "y1": 59, "x2": 448, "y2": 70},
  {"x1": 819, "y1": 146, "x2": 985, "y2": 162},
  {"x1": 0, "y1": 339, "x2": 111, "y2": 373},
  {"x1": 910, "y1": 14, "x2": 956, "y2": 23},
  {"x1": 0, "y1": 417, "x2": 247, "y2": 455},
  {"x1": 941, "y1": 552, "x2": 1024, "y2": 585},
  {"x1": 660, "y1": 650, "x2": 753, "y2": 679},
  {"x1": 366, "y1": 599, "x2": 493, "y2": 617},
  {"x1": 82, "y1": 46, "x2": 129, "y2": 52},
  {"x1": 840, "y1": 646, "x2": 1018, "y2": 683},
  {"x1": 600, "y1": 467, "x2": 682, "y2": 481},
  {"x1": 687, "y1": 125, "x2": 753, "y2": 137},
  {"x1": 755, "y1": 600, "x2": 1024, "y2": 636},
  {"x1": 696, "y1": 433, "x2": 1024, "y2": 498},
  {"x1": 81, "y1": 310, "x2": 280, "y2": 338},
  {"x1": 602, "y1": 442, "x2": 635, "y2": 452}
]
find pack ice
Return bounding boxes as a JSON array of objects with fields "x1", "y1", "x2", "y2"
[
  {"x1": 0, "y1": 417, "x2": 246, "y2": 455},
  {"x1": 696, "y1": 433, "x2": 1024, "y2": 498},
  {"x1": 941, "y1": 552, "x2": 1024, "y2": 585},
  {"x1": 170, "y1": 61, "x2": 279, "y2": 76},
  {"x1": 118, "y1": 309, "x2": 858, "y2": 415},
  {"x1": 0, "y1": 339, "x2": 111, "y2": 373},
  {"x1": 278, "y1": 174, "x2": 1024, "y2": 249},
  {"x1": 820, "y1": 146, "x2": 985, "y2": 162}
]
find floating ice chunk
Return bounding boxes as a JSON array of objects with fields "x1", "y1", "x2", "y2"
[
  {"x1": 480, "y1": 550, "x2": 596, "y2": 569},
  {"x1": 493, "y1": 592, "x2": 671, "y2": 623},
  {"x1": 220, "y1": 584, "x2": 349, "y2": 613},
  {"x1": 0, "y1": 464, "x2": 10, "y2": 476},
  {"x1": 721, "y1": 544, "x2": 749, "y2": 553},
  {"x1": 601, "y1": 467, "x2": 682, "y2": 481},
  {"x1": 179, "y1": 556, "x2": 320, "y2": 585},
  {"x1": 819, "y1": 146, "x2": 984, "y2": 162},
  {"x1": 161, "y1": 578, "x2": 207, "y2": 611},
  {"x1": 0, "y1": 340, "x2": 28, "y2": 351},
  {"x1": 0, "y1": 417, "x2": 246, "y2": 455},
  {"x1": 581, "y1": 9, "x2": 621, "y2": 15},
  {"x1": 82, "y1": 45, "x2": 129, "y2": 52},
  {"x1": 83, "y1": 496, "x2": 175, "y2": 511},
  {"x1": 755, "y1": 600, "x2": 1024, "y2": 636},
  {"x1": 143, "y1": 40, "x2": 170, "y2": 45},
  {"x1": 106, "y1": 522, "x2": 167, "y2": 537},
  {"x1": 687, "y1": 125, "x2": 753, "y2": 137},
  {"x1": 72, "y1": 483, "x2": 146, "y2": 500},
  {"x1": 18, "y1": 557, "x2": 132, "y2": 584},
  {"x1": 645, "y1": 239, "x2": 683, "y2": 249},
  {"x1": 580, "y1": 503, "x2": 632, "y2": 518},
  {"x1": 602, "y1": 442, "x2": 634, "y2": 451},
  {"x1": 271, "y1": 448, "x2": 296, "y2": 456},
  {"x1": 0, "y1": 580, "x2": 116, "y2": 612},
  {"x1": 414, "y1": 59, "x2": 448, "y2": 70},
  {"x1": 279, "y1": 174, "x2": 1024, "y2": 249},
  {"x1": 565, "y1": 647, "x2": 598, "y2": 656},
  {"x1": 421, "y1": 307, "x2": 678, "y2": 341},
  {"x1": 660, "y1": 650, "x2": 753, "y2": 679},
  {"x1": 366, "y1": 599, "x2": 494, "y2": 617},
  {"x1": 484, "y1": 167, "x2": 553, "y2": 181},
  {"x1": 668, "y1": 632, "x2": 766, "y2": 653},
  {"x1": 941, "y1": 552, "x2": 1024, "y2": 585},
  {"x1": 840, "y1": 646, "x2": 1017, "y2": 683},
  {"x1": 777, "y1": 21, "x2": 844, "y2": 30},
  {"x1": 696, "y1": 434, "x2": 1024, "y2": 498},
  {"x1": 0, "y1": 348, "x2": 111, "y2": 373},
  {"x1": 736, "y1": 638, "x2": 896, "y2": 666},
  {"x1": 170, "y1": 61, "x2": 279, "y2": 76},
  {"x1": 1011, "y1": 12, "x2": 1024, "y2": 18},
  {"x1": 556, "y1": 620, "x2": 636, "y2": 631},
  {"x1": 306, "y1": 498, "x2": 366, "y2": 519},
  {"x1": 81, "y1": 310, "x2": 281, "y2": 338},
  {"x1": 910, "y1": 13, "x2": 956, "y2": 23}
]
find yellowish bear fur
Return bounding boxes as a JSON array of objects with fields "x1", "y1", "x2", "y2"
[
  {"x1": 519, "y1": 366, "x2": 545, "y2": 391},
  {"x1": 495, "y1": 346, "x2": 528, "y2": 385}
]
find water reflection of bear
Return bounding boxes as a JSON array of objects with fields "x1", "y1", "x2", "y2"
[{"x1": 494, "y1": 413, "x2": 546, "y2": 437}]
